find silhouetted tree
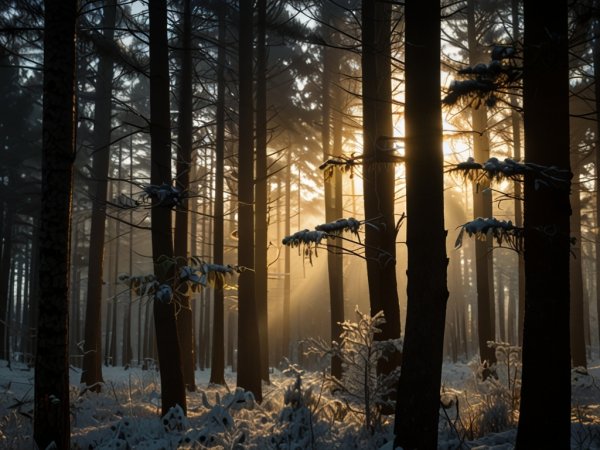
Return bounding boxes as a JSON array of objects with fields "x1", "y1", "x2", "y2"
[
  {"x1": 149, "y1": 0, "x2": 187, "y2": 416},
  {"x1": 236, "y1": 0, "x2": 262, "y2": 402},
  {"x1": 81, "y1": 0, "x2": 117, "y2": 391},
  {"x1": 394, "y1": 0, "x2": 449, "y2": 447},
  {"x1": 516, "y1": 1, "x2": 571, "y2": 447},
  {"x1": 33, "y1": 1, "x2": 78, "y2": 448}
]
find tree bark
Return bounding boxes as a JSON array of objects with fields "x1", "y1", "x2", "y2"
[
  {"x1": 236, "y1": 0, "x2": 262, "y2": 402},
  {"x1": 394, "y1": 0, "x2": 449, "y2": 448},
  {"x1": 255, "y1": 0, "x2": 270, "y2": 383},
  {"x1": 516, "y1": 2, "x2": 571, "y2": 447},
  {"x1": 361, "y1": 0, "x2": 401, "y2": 378},
  {"x1": 80, "y1": 0, "x2": 117, "y2": 391},
  {"x1": 33, "y1": 1, "x2": 78, "y2": 447},
  {"x1": 174, "y1": 0, "x2": 196, "y2": 392},
  {"x1": 210, "y1": 0, "x2": 227, "y2": 386},
  {"x1": 149, "y1": 0, "x2": 187, "y2": 416}
]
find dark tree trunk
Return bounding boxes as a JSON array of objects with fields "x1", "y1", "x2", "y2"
[
  {"x1": 174, "y1": 0, "x2": 196, "y2": 392},
  {"x1": 360, "y1": 0, "x2": 401, "y2": 377},
  {"x1": 467, "y1": 0, "x2": 496, "y2": 367},
  {"x1": 282, "y1": 152, "x2": 291, "y2": 360},
  {"x1": 33, "y1": 1, "x2": 78, "y2": 447},
  {"x1": 0, "y1": 203, "x2": 13, "y2": 361},
  {"x1": 80, "y1": 0, "x2": 117, "y2": 391},
  {"x1": 570, "y1": 162, "x2": 586, "y2": 368},
  {"x1": 510, "y1": 0, "x2": 525, "y2": 347},
  {"x1": 321, "y1": 15, "x2": 344, "y2": 379},
  {"x1": 516, "y1": 2, "x2": 571, "y2": 448},
  {"x1": 255, "y1": 0, "x2": 270, "y2": 383},
  {"x1": 210, "y1": 0, "x2": 227, "y2": 386},
  {"x1": 394, "y1": 0, "x2": 449, "y2": 448},
  {"x1": 149, "y1": 0, "x2": 187, "y2": 416},
  {"x1": 593, "y1": 0, "x2": 600, "y2": 361},
  {"x1": 236, "y1": 0, "x2": 262, "y2": 402}
]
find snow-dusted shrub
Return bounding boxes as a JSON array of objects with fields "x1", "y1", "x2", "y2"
[
  {"x1": 440, "y1": 342, "x2": 521, "y2": 441},
  {"x1": 271, "y1": 368, "x2": 315, "y2": 449},
  {"x1": 307, "y1": 308, "x2": 402, "y2": 433}
]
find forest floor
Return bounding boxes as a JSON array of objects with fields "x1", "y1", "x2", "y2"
[{"x1": 0, "y1": 357, "x2": 599, "y2": 449}]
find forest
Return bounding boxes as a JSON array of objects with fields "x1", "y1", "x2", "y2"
[{"x1": 0, "y1": 0, "x2": 599, "y2": 449}]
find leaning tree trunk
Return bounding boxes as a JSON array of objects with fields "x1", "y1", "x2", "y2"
[
  {"x1": 149, "y1": 0, "x2": 187, "y2": 416},
  {"x1": 516, "y1": 2, "x2": 571, "y2": 448},
  {"x1": 394, "y1": 0, "x2": 449, "y2": 448},
  {"x1": 33, "y1": 1, "x2": 78, "y2": 448}
]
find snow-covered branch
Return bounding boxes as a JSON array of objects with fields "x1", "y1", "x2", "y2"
[{"x1": 455, "y1": 217, "x2": 524, "y2": 252}]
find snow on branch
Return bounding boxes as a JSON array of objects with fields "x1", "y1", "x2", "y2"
[
  {"x1": 319, "y1": 154, "x2": 363, "y2": 180},
  {"x1": 141, "y1": 183, "x2": 185, "y2": 208},
  {"x1": 315, "y1": 217, "x2": 361, "y2": 237},
  {"x1": 282, "y1": 218, "x2": 366, "y2": 264},
  {"x1": 443, "y1": 45, "x2": 521, "y2": 109},
  {"x1": 449, "y1": 157, "x2": 571, "y2": 191},
  {"x1": 455, "y1": 217, "x2": 524, "y2": 252}
]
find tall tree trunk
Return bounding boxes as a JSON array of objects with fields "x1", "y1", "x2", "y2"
[
  {"x1": 255, "y1": 0, "x2": 270, "y2": 383},
  {"x1": 149, "y1": 0, "x2": 187, "y2": 415},
  {"x1": 33, "y1": 1, "x2": 78, "y2": 447},
  {"x1": 174, "y1": 0, "x2": 196, "y2": 392},
  {"x1": 510, "y1": 0, "x2": 525, "y2": 347},
  {"x1": 0, "y1": 203, "x2": 13, "y2": 361},
  {"x1": 394, "y1": 0, "x2": 449, "y2": 448},
  {"x1": 593, "y1": 0, "x2": 600, "y2": 361},
  {"x1": 516, "y1": 2, "x2": 571, "y2": 447},
  {"x1": 236, "y1": 0, "x2": 262, "y2": 402},
  {"x1": 361, "y1": 0, "x2": 401, "y2": 378},
  {"x1": 570, "y1": 161, "x2": 587, "y2": 368},
  {"x1": 80, "y1": 0, "x2": 117, "y2": 391},
  {"x1": 282, "y1": 151, "x2": 291, "y2": 360},
  {"x1": 467, "y1": 0, "x2": 496, "y2": 367},
  {"x1": 210, "y1": 0, "x2": 227, "y2": 386},
  {"x1": 321, "y1": 20, "x2": 344, "y2": 379}
]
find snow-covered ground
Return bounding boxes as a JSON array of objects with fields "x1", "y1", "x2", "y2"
[{"x1": 0, "y1": 359, "x2": 599, "y2": 449}]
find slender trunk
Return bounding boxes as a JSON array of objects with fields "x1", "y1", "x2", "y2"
[
  {"x1": 210, "y1": 0, "x2": 227, "y2": 385},
  {"x1": 593, "y1": 1, "x2": 600, "y2": 360},
  {"x1": 511, "y1": 0, "x2": 525, "y2": 347},
  {"x1": 81, "y1": 0, "x2": 117, "y2": 391},
  {"x1": 467, "y1": 0, "x2": 496, "y2": 367},
  {"x1": 570, "y1": 161, "x2": 587, "y2": 368},
  {"x1": 255, "y1": 0, "x2": 270, "y2": 383},
  {"x1": 174, "y1": 0, "x2": 196, "y2": 392},
  {"x1": 0, "y1": 203, "x2": 14, "y2": 361},
  {"x1": 282, "y1": 152, "x2": 291, "y2": 359},
  {"x1": 321, "y1": 27, "x2": 344, "y2": 379},
  {"x1": 361, "y1": 0, "x2": 401, "y2": 378}
]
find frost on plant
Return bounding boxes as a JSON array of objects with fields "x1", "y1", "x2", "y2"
[
  {"x1": 282, "y1": 218, "x2": 365, "y2": 264},
  {"x1": 450, "y1": 156, "x2": 571, "y2": 191},
  {"x1": 443, "y1": 45, "x2": 521, "y2": 109},
  {"x1": 271, "y1": 367, "x2": 315, "y2": 450},
  {"x1": 307, "y1": 308, "x2": 402, "y2": 433},
  {"x1": 315, "y1": 217, "x2": 361, "y2": 238},
  {"x1": 455, "y1": 217, "x2": 524, "y2": 252},
  {"x1": 141, "y1": 183, "x2": 184, "y2": 208}
]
